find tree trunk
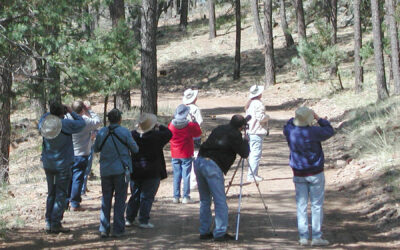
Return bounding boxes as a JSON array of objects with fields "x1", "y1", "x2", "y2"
[
  {"x1": 251, "y1": 0, "x2": 265, "y2": 45},
  {"x1": 279, "y1": 0, "x2": 294, "y2": 48},
  {"x1": 208, "y1": 0, "x2": 216, "y2": 38},
  {"x1": 180, "y1": 0, "x2": 189, "y2": 31},
  {"x1": 234, "y1": 0, "x2": 241, "y2": 80},
  {"x1": 264, "y1": 0, "x2": 275, "y2": 86},
  {"x1": 141, "y1": 0, "x2": 158, "y2": 114},
  {"x1": 295, "y1": 0, "x2": 308, "y2": 81},
  {"x1": 386, "y1": 0, "x2": 400, "y2": 95},
  {"x1": 109, "y1": 0, "x2": 131, "y2": 111},
  {"x1": 329, "y1": 0, "x2": 338, "y2": 76},
  {"x1": 174, "y1": 0, "x2": 179, "y2": 15},
  {"x1": 354, "y1": 0, "x2": 363, "y2": 92},
  {"x1": 371, "y1": 0, "x2": 389, "y2": 100},
  {"x1": 384, "y1": 1, "x2": 394, "y2": 82},
  {"x1": 32, "y1": 58, "x2": 47, "y2": 119},
  {"x1": 0, "y1": 61, "x2": 12, "y2": 183},
  {"x1": 47, "y1": 63, "x2": 61, "y2": 105}
]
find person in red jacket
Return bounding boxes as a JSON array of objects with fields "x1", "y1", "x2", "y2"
[{"x1": 168, "y1": 104, "x2": 202, "y2": 204}]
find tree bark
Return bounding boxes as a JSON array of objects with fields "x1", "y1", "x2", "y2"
[
  {"x1": 295, "y1": 0, "x2": 308, "y2": 81},
  {"x1": 354, "y1": 0, "x2": 363, "y2": 92},
  {"x1": 141, "y1": 0, "x2": 158, "y2": 114},
  {"x1": 264, "y1": 0, "x2": 275, "y2": 86},
  {"x1": 0, "y1": 61, "x2": 12, "y2": 183},
  {"x1": 251, "y1": 0, "x2": 265, "y2": 45},
  {"x1": 233, "y1": 0, "x2": 241, "y2": 80},
  {"x1": 180, "y1": 0, "x2": 189, "y2": 31},
  {"x1": 279, "y1": 0, "x2": 294, "y2": 48},
  {"x1": 47, "y1": 63, "x2": 61, "y2": 105},
  {"x1": 329, "y1": 0, "x2": 338, "y2": 76},
  {"x1": 386, "y1": 0, "x2": 400, "y2": 95},
  {"x1": 208, "y1": 0, "x2": 216, "y2": 38},
  {"x1": 109, "y1": 0, "x2": 131, "y2": 111},
  {"x1": 371, "y1": 0, "x2": 389, "y2": 100},
  {"x1": 32, "y1": 58, "x2": 47, "y2": 119}
]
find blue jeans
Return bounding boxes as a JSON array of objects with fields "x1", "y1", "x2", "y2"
[
  {"x1": 293, "y1": 172, "x2": 325, "y2": 240},
  {"x1": 126, "y1": 178, "x2": 160, "y2": 224},
  {"x1": 68, "y1": 156, "x2": 88, "y2": 208},
  {"x1": 44, "y1": 166, "x2": 71, "y2": 229},
  {"x1": 248, "y1": 134, "x2": 265, "y2": 178},
  {"x1": 172, "y1": 158, "x2": 192, "y2": 198},
  {"x1": 81, "y1": 148, "x2": 94, "y2": 195},
  {"x1": 194, "y1": 157, "x2": 228, "y2": 238},
  {"x1": 100, "y1": 174, "x2": 128, "y2": 234}
]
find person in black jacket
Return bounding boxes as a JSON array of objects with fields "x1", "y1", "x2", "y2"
[
  {"x1": 194, "y1": 115, "x2": 250, "y2": 241},
  {"x1": 125, "y1": 113, "x2": 172, "y2": 229}
]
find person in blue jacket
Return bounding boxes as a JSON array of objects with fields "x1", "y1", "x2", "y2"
[
  {"x1": 283, "y1": 107, "x2": 334, "y2": 246},
  {"x1": 39, "y1": 102, "x2": 86, "y2": 234},
  {"x1": 93, "y1": 108, "x2": 139, "y2": 238}
]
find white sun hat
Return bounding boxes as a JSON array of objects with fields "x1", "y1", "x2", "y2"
[
  {"x1": 293, "y1": 107, "x2": 314, "y2": 127},
  {"x1": 40, "y1": 114, "x2": 62, "y2": 139},
  {"x1": 182, "y1": 88, "x2": 199, "y2": 105},
  {"x1": 136, "y1": 113, "x2": 158, "y2": 134},
  {"x1": 249, "y1": 85, "x2": 264, "y2": 99}
]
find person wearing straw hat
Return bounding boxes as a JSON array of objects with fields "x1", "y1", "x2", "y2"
[
  {"x1": 182, "y1": 88, "x2": 203, "y2": 191},
  {"x1": 67, "y1": 100, "x2": 101, "y2": 212},
  {"x1": 125, "y1": 113, "x2": 172, "y2": 229},
  {"x1": 168, "y1": 104, "x2": 202, "y2": 204},
  {"x1": 283, "y1": 107, "x2": 334, "y2": 246},
  {"x1": 39, "y1": 102, "x2": 86, "y2": 234},
  {"x1": 244, "y1": 84, "x2": 270, "y2": 182},
  {"x1": 93, "y1": 108, "x2": 139, "y2": 238}
]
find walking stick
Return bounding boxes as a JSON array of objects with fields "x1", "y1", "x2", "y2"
[{"x1": 235, "y1": 157, "x2": 245, "y2": 240}]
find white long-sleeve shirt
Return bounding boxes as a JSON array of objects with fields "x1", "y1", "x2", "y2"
[
  {"x1": 187, "y1": 104, "x2": 203, "y2": 126},
  {"x1": 72, "y1": 110, "x2": 101, "y2": 156},
  {"x1": 245, "y1": 99, "x2": 269, "y2": 135}
]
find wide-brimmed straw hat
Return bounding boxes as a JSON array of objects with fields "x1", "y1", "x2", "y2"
[
  {"x1": 249, "y1": 85, "x2": 264, "y2": 99},
  {"x1": 182, "y1": 89, "x2": 198, "y2": 105},
  {"x1": 136, "y1": 113, "x2": 157, "y2": 134},
  {"x1": 40, "y1": 114, "x2": 62, "y2": 139},
  {"x1": 293, "y1": 107, "x2": 314, "y2": 127},
  {"x1": 174, "y1": 104, "x2": 190, "y2": 120}
]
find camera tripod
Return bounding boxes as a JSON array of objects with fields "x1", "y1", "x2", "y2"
[{"x1": 226, "y1": 156, "x2": 277, "y2": 240}]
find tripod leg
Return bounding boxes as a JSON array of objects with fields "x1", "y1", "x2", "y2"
[
  {"x1": 235, "y1": 157, "x2": 245, "y2": 240},
  {"x1": 245, "y1": 158, "x2": 277, "y2": 236},
  {"x1": 225, "y1": 158, "x2": 242, "y2": 196}
]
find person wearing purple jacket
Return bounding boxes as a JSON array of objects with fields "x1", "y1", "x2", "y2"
[{"x1": 283, "y1": 107, "x2": 334, "y2": 247}]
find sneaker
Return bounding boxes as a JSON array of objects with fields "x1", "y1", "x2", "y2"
[
  {"x1": 70, "y1": 206, "x2": 85, "y2": 212},
  {"x1": 214, "y1": 233, "x2": 235, "y2": 242},
  {"x1": 247, "y1": 175, "x2": 263, "y2": 182},
  {"x1": 50, "y1": 225, "x2": 71, "y2": 234},
  {"x1": 311, "y1": 238, "x2": 329, "y2": 246},
  {"x1": 172, "y1": 198, "x2": 180, "y2": 204},
  {"x1": 299, "y1": 238, "x2": 309, "y2": 246},
  {"x1": 182, "y1": 197, "x2": 194, "y2": 204},
  {"x1": 125, "y1": 219, "x2": 140, "y2": 227},
  {"x1": 45, "y1": 223, "x2": 51, "y2": 234},
  {"x1": 100, "y1": 232, "x2": 109, "y2": 238},
  {"x1": 199, "y1": 232, "x2": 213, "y2": 240},
  {"x1": 139, "y1": 222, "x2": 154, "y2": 229}
]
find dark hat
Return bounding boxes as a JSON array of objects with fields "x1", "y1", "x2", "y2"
[
  {"x1": 108, "y1": 108, "x2": 123, "y2": 123},
  {"x1": 230, "y1": 115, "x2": 247, "y2": 129}
]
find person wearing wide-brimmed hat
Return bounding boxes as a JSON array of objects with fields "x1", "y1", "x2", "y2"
[
  {"x1": 183, "y1": 88, "x2": 203, "y2": 191},
  {"x1": 93, "y1": 108, "x2": 139, "y2": 238},
  {"x1": 283, "y1": 107, "x2": 334, "y2": 246},
  {"x1": 125, "y1": 113, "x2": 172, "y2": 229},
  {"x1": 244, "y1": 84, "x2": 270, "y2": 182},
  {"x1": 39, "y1": 102, "x2": 86, "y2": 234},
  {"x1": 168, "y1": 104, "x2": 202, "y2": 204}
]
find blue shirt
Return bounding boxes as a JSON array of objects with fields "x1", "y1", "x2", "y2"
[
  {"x1": 93, "y1": 124, "x2": 139, "y2": 177},
  {"x1": 283, "y1": 118, "x2": 334, "y2": 173},
  {"x1": 39, "y1": 112, "x2": 86, "y2": 170}
]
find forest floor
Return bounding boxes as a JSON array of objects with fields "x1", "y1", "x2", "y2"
[{"x1": 1, "y1": 5, "x2": 400, "y2": 250}]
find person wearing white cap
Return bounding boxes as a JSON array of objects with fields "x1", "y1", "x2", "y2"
[
  {"x1": 183, "y1": 88, "x2": 203, "y2": 190},
  {"x1": 244, "y1": 85, "x2": 270, "y2": 182},
  {"x1": 283, "y1": 107, "x2": 334, "y2": 246}
]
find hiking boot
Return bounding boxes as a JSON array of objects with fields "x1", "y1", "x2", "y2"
[
  {"x1": 299, "y1": 238, "x2": 309, "y2": 246},
  {"x1": 139, "y1": 222, "x2": 154, "y2": 229},
  {"x1": 100, "y1": 232, "x2": 109, "y2": 238},
  {"x1": 182, "y1": 197, "x2": 194, "y2": 204},
  {"x1": 199, "y1": 232, "x2": 213, "y2": 240},
  {"x1": 126, "y1": 219, "x2": 140, "y2": 227},
  {"x1": 70, "y1": 206, "x2": 85, "y2": 212},
  {"x1": 50, "y1": 225, "x2": 71, "y2": 234},
  {"x1": 172, "y1": 198, "x2": 180, "y2": 204},
  {"x1": 311, "y1": 238, "x2": 329, "y2": 246},
  {"x1": 247, "y1": 175, "x2": 263, "y2": 182},
  {"x1": 214, "y1": 233, "x2": 235, "y2": 242}
]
